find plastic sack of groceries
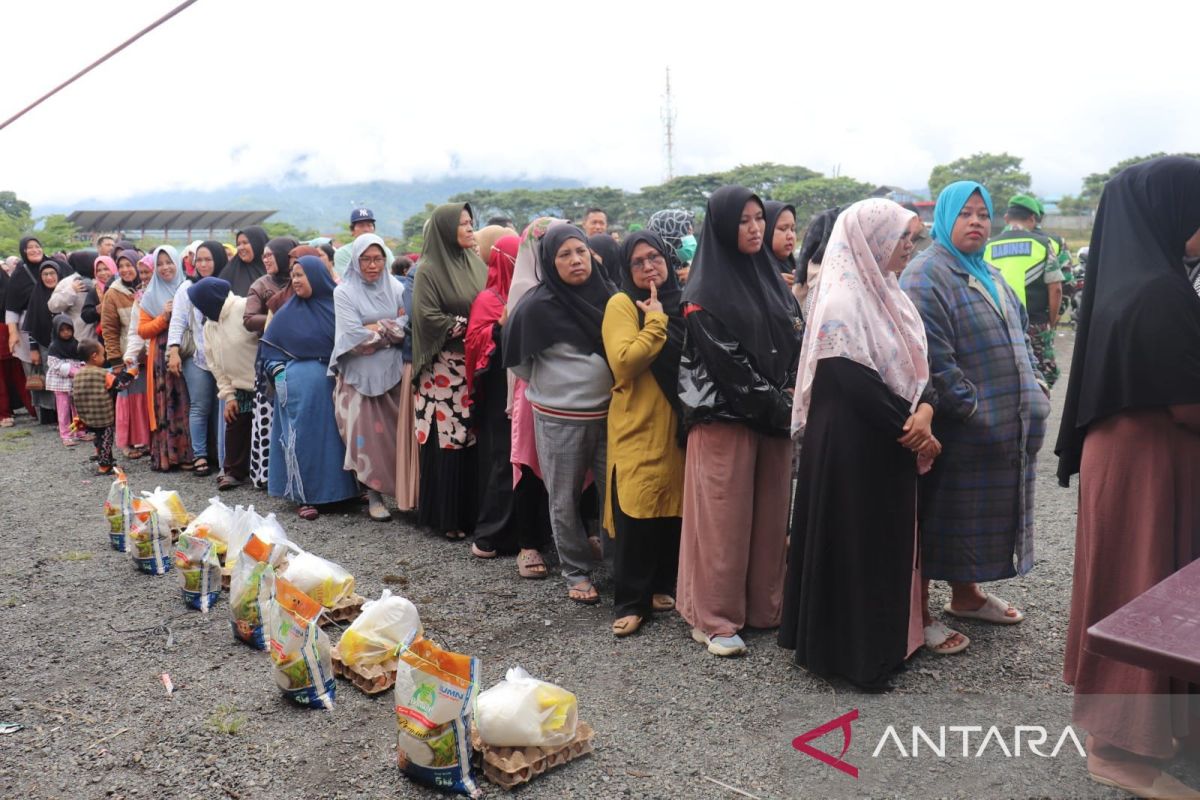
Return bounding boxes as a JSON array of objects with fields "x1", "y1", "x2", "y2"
[
  {"x1": 230, "y1": 532, "x2": 290, "y2": 649},
  {"x1": 268, "y1": 577, "x2": 335, "y2": 709},
  {"x1": 224, "y1": 505, "x2": 267, "y2": 571},
  {"x1": 394, "y1": 634, "x2": 482, "y2": 798},
  {"x1": 338, "y1": 590, "x2": 422, "y2": 668},
  {"x1": 129, "y1": 497, "x2": 173, "y2": 575},
  {"x1": 280, "y1": 551, "x2": 354, "y2": 608},
  {"x1": 141, "y1": 487, "x2": 190, "y2": 534},
  {"x1": 175, "y1": 532, "x2": 222, "y2": 612},
  {"x1": 476, "y1": 666, "x2": 579, "y2": 747},
  {"x1": 182, "y1": 497, "x2": 234, "y2": 560},
  {"x1": 103, "y1": 467, "x2": 132, "y2": 553}
]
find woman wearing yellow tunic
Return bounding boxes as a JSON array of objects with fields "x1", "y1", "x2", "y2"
[{"x1": 602, "y1": 230, "x2": 685, "y2": 637}]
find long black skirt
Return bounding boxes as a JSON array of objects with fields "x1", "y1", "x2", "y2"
[{"x1": 417, "y1": 422, "x2": 478, "y2": 535}]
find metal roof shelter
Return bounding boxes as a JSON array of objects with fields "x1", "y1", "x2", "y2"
[{"x1": 67, "y1": 209, "x2": 277, "y2": 239}]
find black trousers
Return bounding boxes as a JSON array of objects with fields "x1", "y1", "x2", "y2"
[
  {"x1": 610, "y1": 475, "x2": 681, "y2": 619},
  {"x1": 223, "y1": 410, "x2": 252, "y2": 481}
]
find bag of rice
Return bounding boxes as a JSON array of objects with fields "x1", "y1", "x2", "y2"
[
  {"x1": 394, "y1": 634, "x2": 481, "y2": 798},
  {"x1": 338, "y1": 590, "x2": 422, "y2": 668},
  {"x1": 229, "y1": 533, "x2": 289, "y2": 649},
  {"x1": 280, "y1": 551, "x2": 355, "y2": 608},
  {"x1": 175, "y1": 532, "x2": 222, "y2": 612},
  {"x1": 103, "y1": 467, "x2": 132, "y2": 553},
  {"x1": 182, "y1": 497, "x2": 235, "y2": 559},
  {"x1": 129, "y1": 497, "x2": 172, "y2": 575},
  {"x1": 269, "y1": 578, "x2": 335, "y2": 709}
]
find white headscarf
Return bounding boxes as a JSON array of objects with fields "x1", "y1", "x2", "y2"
[
  {"x1": 142, "y1": 245, "x2": 187, "y2": 318},
  {"x1": 329, "y1": 234, "x2": 406, "y2": 396},
  {"x1": 791, "y1": 199, "x2": 929, "y2": 437}
]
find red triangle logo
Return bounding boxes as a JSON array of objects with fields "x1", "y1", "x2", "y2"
[{"x1": 792, "y1": 708, "x2": 859, "y2": 778}]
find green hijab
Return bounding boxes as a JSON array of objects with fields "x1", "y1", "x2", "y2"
[{"x1": 412, "y1": 202, "x2": 488, "y2": 376}]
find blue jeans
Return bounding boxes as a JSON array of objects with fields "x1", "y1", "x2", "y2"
[{"x1": 181, "y1": 357, "x2": 222, "y2": 462}]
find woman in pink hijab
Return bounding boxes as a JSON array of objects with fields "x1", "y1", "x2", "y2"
[{"x1": 778, "y1": 199, "x2": 953, "y2": 691}]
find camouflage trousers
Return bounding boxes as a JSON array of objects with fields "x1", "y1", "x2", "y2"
[{"x1": 1029, "y1": 322, "x2": 1059, "y2": 388}]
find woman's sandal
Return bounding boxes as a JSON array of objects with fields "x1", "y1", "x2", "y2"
[
  {"x1": 125, "y1": 448, "x2": 145, "y2": 460},
  {"x1": 568, "y1": 582, "x2": 600, "y2": 605},
  {"x1": 192, "y1": 458, "x2": 212, "y2": 477},
  {"x1": 652, "y1": 594, "x2": 676, "y2": 612},
  {"x1": 297, "y1": 505, "x2": 319, "y2": 521},
  {"x1": 217, "y1": 475, "x2": 243, "y2": 491},
  {"x1": 943, "y1": 593, "x2": 1024, "y2": 625},
  {"x1": 924, "y1": 620, "x2": 970, "y2": 654},
  {"x1": 516, "y1": 549, "x2": 548, "y2": 579},
  {"x1": 471, "y1": 543, "x2": 498, "y2": 559},
  {"x1": 444, "y1": 530, "x2": 467, "y2": 541},
  {"x1": 612, "y1": 615, "x2": 643, "y2": 637}
]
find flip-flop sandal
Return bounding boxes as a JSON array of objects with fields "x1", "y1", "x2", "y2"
[
  {"x1": 612, "y1": 616, "x2": 643, "y2": 637},
  {"x1": 652, "y1": 594, "x2": 676, "y2": 612},
  {"x1": 193, "y1": 459, "x2": 212, "y2": 477},
  {"x1": 568, "y1": 583, "x2": 600, "y2": 605},
  {"x1": 444, "y1": 530, "x2": 467, "y2": 540},
  {"x1": 943, "y1": 593, "x2": 1024, "y2": 624},
  {"x1": 1089, "y1": 770, "x2": 1200, "y2": 798},
  {"x1": 517, "y1": 550, "x2": 548, "y2": 579},
  {"x1": 470, "y1": 543, "x2": 498, "y2": 559},
  {"x1": 217, "y1": 476, "x2": 243, "y2": 491},
  {"x1": 125, "y1": 449, "x2": 145, "y2": 460},
  {"x1": 297, "y1": 505, "x2": 319, "y2": 521},
  {"x1": 924, "y1": 621, "x2": 969, "y2": 654}
]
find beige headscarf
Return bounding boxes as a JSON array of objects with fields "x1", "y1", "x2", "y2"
[
  {"x1": 791, "y1": 199, "x2": 929, "y2": 438},
  {"x1": 475, "y1": 224, "x2": 515, "y2": 266}
]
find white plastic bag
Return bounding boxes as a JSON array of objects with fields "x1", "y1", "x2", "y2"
[
  {"x1": 475, "y1": 667, "x2": 578, "y2": 748},
  {"x1": 338, "y1": 590, "x2": 422, "y2": 668},
  {"x1": 280, "y1": 551, "x2": 354, "y2": 607},
  {"x1": 224, "y1": 505, "x2": 264, "y2": 569},
  {"x1": 141, "y1": 487, "x2": 190, "y2": 532},
  {"x1": 129, "y1": 497, "x2": 172, "y2": 575},
  {"x1": 229, "y1": 532, "x2": 288, "y2": 648},
  {"x1": 269, "y1": 577, "x2": 335, "y2": 709},
  {"x1": 103, "y1": 467, "x2": 132, "y2": 553},
  {"x1": 182, "y1": 497, "x2": 234, "y2": 557}
]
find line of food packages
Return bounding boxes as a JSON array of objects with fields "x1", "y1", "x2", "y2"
[{"x1": 102, "y1": 470, "x2": 583, "y2": 797}]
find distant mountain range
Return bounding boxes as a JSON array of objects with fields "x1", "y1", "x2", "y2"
[{"x1": 36, "y1": 176, "x2": 585, "y2": 237}]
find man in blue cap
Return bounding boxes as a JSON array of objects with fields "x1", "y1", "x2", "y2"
[
  {"x1": 983, "y1": 194, "x2": 1063, "y2": 386},
  {"x1": 334, "y1": 207, "x2": 377, "y2": 277}
]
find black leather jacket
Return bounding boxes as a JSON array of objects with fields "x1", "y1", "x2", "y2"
[{"x1": 678, "y1": 307, "x2": 798, "y2": 437}]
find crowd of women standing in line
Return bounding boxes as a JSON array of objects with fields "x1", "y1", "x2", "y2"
[{"x1": 3, "y1": 156, "x2": 1198, "y2": 797}]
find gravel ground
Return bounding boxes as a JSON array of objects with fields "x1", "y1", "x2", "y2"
[{"x1": 1, "y1": 328, "x2": 1196, "y2": 799}]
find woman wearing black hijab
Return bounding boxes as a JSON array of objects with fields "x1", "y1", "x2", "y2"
[
  {"x1": 242, "y1": 236, "x2": 297, "y2": 488},
  {"x1": 795, "y1": 206, "x2": 841, "y2": 311},
  {"x1": 763, "y1": 200, "x2": 799, "y2": 288},
  {"x1": 587, "y1": 233, "x2": 622, "y2": 285},
  {"x1": 4, "y1": 237, "x2": 47, "y2": 381},
  {"x1": 223, "y1": 226, "x2": 268, "y2": 297},
  {"x1": 504, "y1": 224, "x2": 615, "y2": 605},
  {"x1": 601, "y1": 230, "x2": 685, "y2": 637},
  {"x1": 21, "y1": 258, "x2": 67, "y2": 423},
  {"x1": 1055, "y1": 156, "x2": 1200, "y2": 797},
  {"x1": 675, "y1": 185, "x2": 803, "y2": 657}
]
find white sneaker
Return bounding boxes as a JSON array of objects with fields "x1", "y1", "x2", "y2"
[{"x1": 691, "y1": 628, "x2": 747, "y2": 657}]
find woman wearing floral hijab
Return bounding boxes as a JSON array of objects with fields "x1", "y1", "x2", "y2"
[
  {"x1": 137, "y1": 245, "x2": 192, "y2": 471},
  {"x1": 781, "y1": 200, "x2": 951, "y2": 691},
  {"x1": 330, "y1": 234, "x2": 409, "y2": 521},
  {"x1": 412, "y1": 203, "x2": 488, "y2": 539}
]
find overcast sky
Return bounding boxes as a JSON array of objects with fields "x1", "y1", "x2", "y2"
[{"x1": 0, "y1": 1, "x2": 1193, "y2": 208}]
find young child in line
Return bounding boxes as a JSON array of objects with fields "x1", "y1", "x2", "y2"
[
  {"x1": 73, "y1": 340, "x2": 121, "y2": 474},
  {"x1": 45, "y1": 314, "x2": 87, "y2": 446}
]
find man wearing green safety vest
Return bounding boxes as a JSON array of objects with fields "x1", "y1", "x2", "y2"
[
  {"x1": 983, "y1": 195, "x2": 1063, "y2": 387},
  {"x1": 1033, "y1": 198, "x2": 1074, "y2": 281}
]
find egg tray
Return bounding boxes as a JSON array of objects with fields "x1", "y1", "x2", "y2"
[
  {"x1": 470, "y1": 721, "x2": 594, "y2": 790},
  {"x1": 329, "y1": 644, "x2": 396, "y2": 696},
  {"x1": 319, "y1": 593, "x2": 365, "y2": 626}
]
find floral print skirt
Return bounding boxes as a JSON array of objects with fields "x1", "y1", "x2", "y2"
[{"x1": 415, "y1": 350, "x2": 474, "y2": 451}]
